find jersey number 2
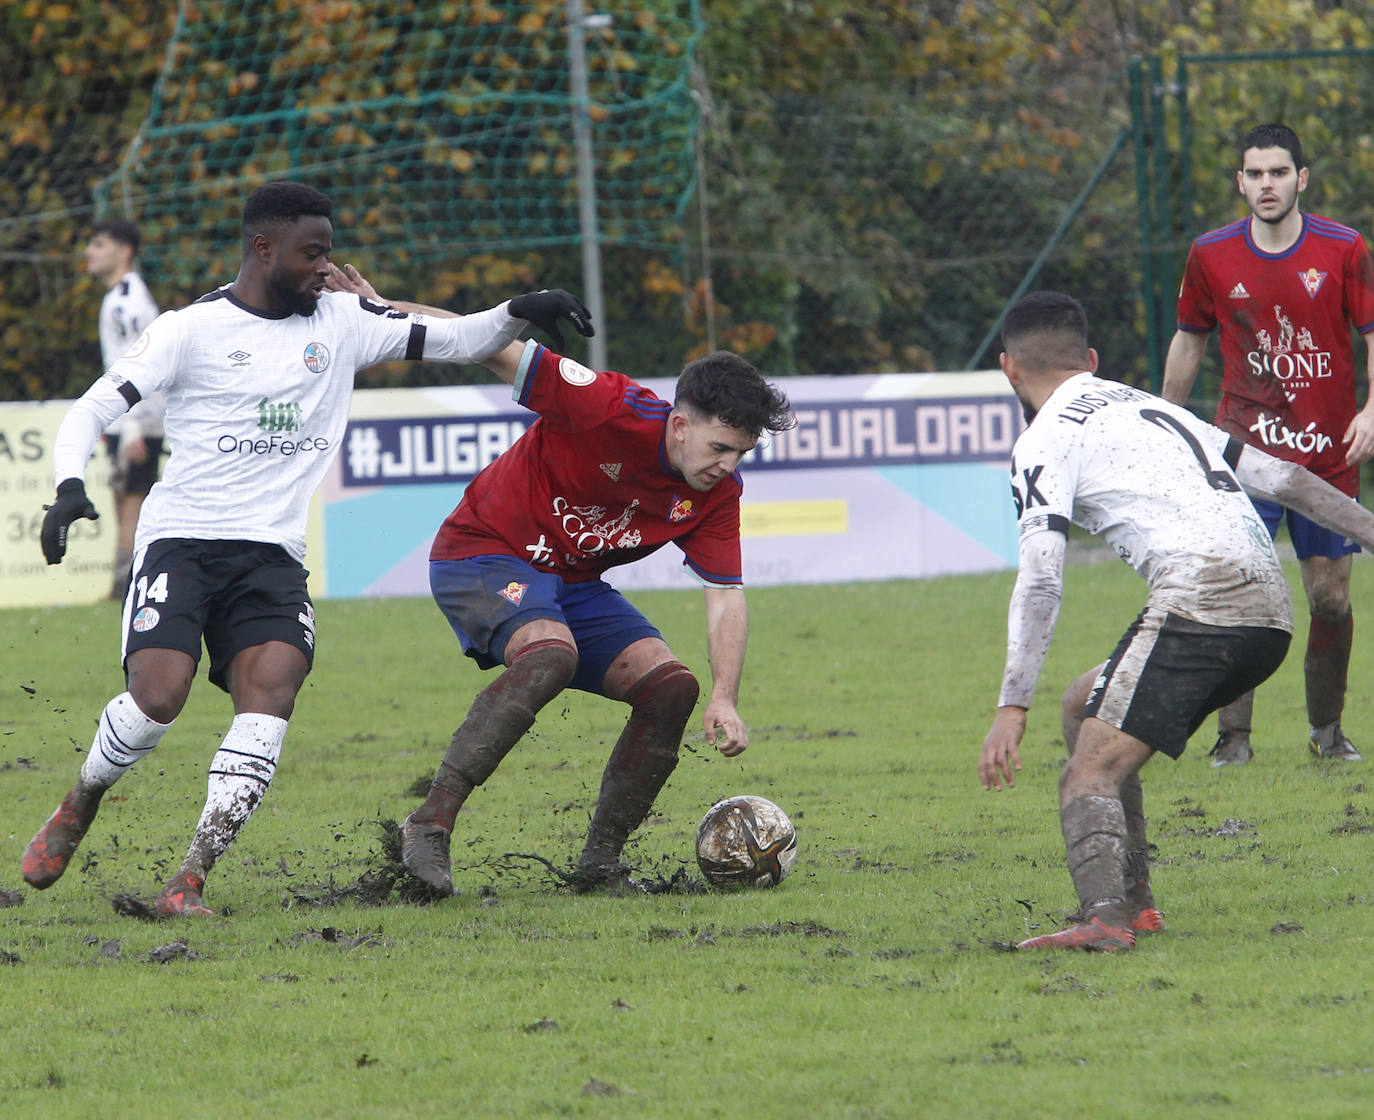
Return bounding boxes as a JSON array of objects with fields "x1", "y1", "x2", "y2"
[{"x1": 1139, "y1": 409, "x2": 1241, "y2": 492}]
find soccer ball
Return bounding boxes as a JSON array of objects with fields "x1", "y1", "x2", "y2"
[{"x1": 695, "y1": 795, "x2": 797, "y2": 889}]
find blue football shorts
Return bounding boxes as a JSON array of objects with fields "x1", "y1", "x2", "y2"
[
  {"x1": 429, "y1": 554, "x2": 663, "y2": 695},
  {"x1": 1251, "y1": 498, "x2": 1360, "y2": 561}
]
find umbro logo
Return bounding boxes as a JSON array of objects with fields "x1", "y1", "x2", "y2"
[
  {"x1": 228, "y1": 350, "x2": 252, "y2": 365},
  {"x1": 599, "y1": 462, "x2": 622, "y2": 481},
  {"x1": 1228, "y1": 283, "x2": 1250, "y2": 299}
]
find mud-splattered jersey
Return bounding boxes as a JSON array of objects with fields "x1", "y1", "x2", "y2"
[
  {"x1": 1175, "y1": 212, "x2": 1374, "y2": 494},
  {"x1": 1009, "y1": 372, "x2": 1292, "y2": 631},
  {"x1": 429, "y1": 340, "x2": 744, "y2": 587}
]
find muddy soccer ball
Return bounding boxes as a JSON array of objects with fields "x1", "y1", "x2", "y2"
[{"x1": 695, "y1": 795, "x2": 798, "y2": 889}]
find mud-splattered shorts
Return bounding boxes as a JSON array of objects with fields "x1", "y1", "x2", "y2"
[{"x1": 1082, "y1": 606, "x2": 1290, "y2": 758}]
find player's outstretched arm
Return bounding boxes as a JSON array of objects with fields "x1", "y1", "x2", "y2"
[
  {"x1": 327, "y1": 264, "x2": 594, "y2": 359},
  {"x1": 1232, "y1": 441, "x2": 1374, "y2": 551},
  {"x1": 1160, "y1": 330, "x2": 1207, "y2": 406},
  {"x1": 702, "y1": 587, "x2": 749, "y2": 757}
]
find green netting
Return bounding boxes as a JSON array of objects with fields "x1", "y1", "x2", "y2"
[{"x1": 94, "y1": 0, "x2": 703, "y2": 293}]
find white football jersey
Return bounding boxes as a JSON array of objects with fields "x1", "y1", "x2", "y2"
[
  {"x1": 98, "y1": 271, "x2": 165, "y2": 439},
  {"x1": 98, "y1": 271, "x2": 160, "y2": 370},
  {"x1": 1008, "y1": 372, "x2": 1292, "y2": 630},
  {"x1": 85, "y1": 288, "x2": 521, "y2": 561}
]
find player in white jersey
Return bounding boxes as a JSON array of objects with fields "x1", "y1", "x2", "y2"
[
  {"x1": 978, "y1": 292, "x2": 1374, "y2": 951},
  {"x1": 25, "y1": 181, "x2": 594, "y2": 916},
  {"x1": 85, "y1": 219, "x2": 165, "y2": 597}
]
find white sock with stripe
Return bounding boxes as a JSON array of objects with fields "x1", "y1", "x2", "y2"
[
  {"x1": 78, "y1": 692, "x2": 174, "y2": 789},
  {"x1": 182, "y1": 713, "x2": 288, "y2": 876}
]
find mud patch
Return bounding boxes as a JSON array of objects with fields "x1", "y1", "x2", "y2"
[
  {"x1": 111, "y1": 893, "x2": 162, "y2": 921},
  {"x1": 582, "y1": 1078, "x2": 628, "y2": 1096},
  {"x1": 148, "y1": 938, "x2": 204, "y2": 964},
  {"x1": 0, "y1": 889, "x2": 23, "y2": 908},
  {"x1": 286, "y1": 927, "x2": 387, "y2": 950},
  {"x1": 1331, "y1": 803, "x2": 1374, "y2": 836}
]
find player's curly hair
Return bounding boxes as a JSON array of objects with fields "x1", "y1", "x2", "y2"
[
  {"x1": 241, "y1": 181, "x2": 333, "y2": 238},
  {"x1": 1241, "y1": 123, "x2": 1305, "y2": 171},
  {"x1": 674, "y1": 351, "x2": 795, "y2": 436}
]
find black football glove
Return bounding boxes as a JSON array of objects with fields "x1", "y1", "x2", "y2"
[
  {"x1": 40, "y1": 478, "x2": 99, "y2": 565},
  {"x1": 508, "y1": 289, "x2": 595, "y2": 352}
]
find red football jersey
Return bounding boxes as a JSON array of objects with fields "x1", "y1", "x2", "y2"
[
  {"x1": 429, "y1": 343, "x2": 744, "y2": 585},
  {"x1": 1176, "y1": 213, "x2": 1374, "y2": 494}
]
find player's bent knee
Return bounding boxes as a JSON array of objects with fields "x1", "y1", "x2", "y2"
[
  {"x1": 627, "y1": 661, "x2": 700, "y2": 727},
  {"x1": 512, "y1": 638, "x2": 579, "y2": 691}
]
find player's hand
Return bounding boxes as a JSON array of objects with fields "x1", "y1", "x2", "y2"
[
  {"x1": 508, "y1": 289, "x2": 595, "y2": 352},
  {"x1": 704, "y1": 699, "x2": 748, "y2": 758},
  {"x1": 1342, "y1": 404, "x2": 1374, "y2": 466},
  {"x1": 979, "y1": 706, "x2": 1026, "y2": 791},
  {"x1": 40, "y1": 479, "x2": 99, "y2": 565},
  {"x1": 326, "y1": 262, "x2": 382, "y2": 303}
]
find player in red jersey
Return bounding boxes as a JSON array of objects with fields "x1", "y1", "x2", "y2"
[
  {"x1": 403, "y1": 337, "x2": 793, "y2": 894},
  {"x1": 326, "y1": 265, "x2": 791, "y2": 893},
  {"x1": 1163, "y1": 123, "x2": 1374, "y2": 766}
]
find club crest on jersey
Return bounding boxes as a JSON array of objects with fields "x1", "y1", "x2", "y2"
[
  {"x1": 498, "y1": 581, "x2": 529, "y2": 605},
  {"x1": 668, "y1": 495, "x2": 697, "y2": 523},
  {"x1": 558, "y1": 357, "x2": 597, "y2": 386},
  {"x1": 600, "y1": 462, "x2": 622, "y2": 481},
  {"x1": 132, "y1": 606, "x2": 160, "y2": 633},
  {"x1": 125, "y1": 329, "x2": 153, "y2": 359},
  {"x1": 303, "y1": 341, "x2": 331, "y2": 373},
  {"x1": 1298, "y1": 268, "x2": 1327, "y2": 298}
]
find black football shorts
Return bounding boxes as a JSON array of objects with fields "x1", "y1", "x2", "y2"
[
  {"x1": 121, "y1": 538, "x2": 316, "y2": 692},
  {"x1": 1082, "y1": 605, "x2": 1290, "y2": 759}
]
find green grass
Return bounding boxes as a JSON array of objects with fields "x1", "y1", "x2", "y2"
[{"x1": 4, "y1": 562, "x2": 1374, "y2": 1119}]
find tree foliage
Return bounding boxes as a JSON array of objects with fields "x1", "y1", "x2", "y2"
[{"x1": 3, "y1": 1, "x2": 1374, "y2": 400}]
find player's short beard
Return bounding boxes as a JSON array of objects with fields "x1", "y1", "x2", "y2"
[
  {"x1": 1253, "y1": 193, "x2": 1297, "y2": 226},
  {"x1": 268, "y1": 274, "x2": 319, "y2": 317}
]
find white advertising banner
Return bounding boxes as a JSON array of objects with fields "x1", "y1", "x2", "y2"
[{"x1": 4, "y1": 371, "x2": 1023, "y2": 607}]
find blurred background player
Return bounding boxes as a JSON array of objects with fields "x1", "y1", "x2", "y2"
[
  {"x1": 85, "y1": 218, "x2": 165, "y2": 599},
  {"x1": 981, "y1": 291, "x2": 1374, "y2": 951},
  {"x1": 26, "y1": 181, "x2": 593, "y2": 917},
  {"x1": 1162, "y1": 123, "x2": 1374, "y2": 765}
]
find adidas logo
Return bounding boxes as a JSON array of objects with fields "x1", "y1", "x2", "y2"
[
  {"x1": 1229, "y1": 282, "x2": 1250, "y2": 299},
  {"x1": 599, "y1": 462, "x2": 622, "y2": 481}
]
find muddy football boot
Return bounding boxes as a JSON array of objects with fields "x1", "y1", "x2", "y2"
[
  {"x1": 1207, "y1": 732, "x2": 1253, "y2": 767},
  {"x1": 568, "y1": 860, "x2": 647, "y2": 895},
  {"x1": 1309, "y1": 726, "x2": 1362, "y2": 761},
  {"x1": 155, "y1": 872, "x2": 214, "y2": 917},
  {"x1": 22, "y1": 785, "x2": 103, "y2": 889},
  {"x1": 400, "y1": 814, "x2": 454, "y2": 896},
  {"x1": 1132, "y1": 907, "x2": 1166, "y2": 932},
  {"x1": 1017, "y1": 916, "x2": 1135, "y2": 952}
]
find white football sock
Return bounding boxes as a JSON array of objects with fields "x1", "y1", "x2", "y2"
[
  {"x1": 183, "y1": 713, "x2": 287, "y2": 875},
  {"x1": 78, "y1": 692, "x2": 174, "y2": 789}
]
